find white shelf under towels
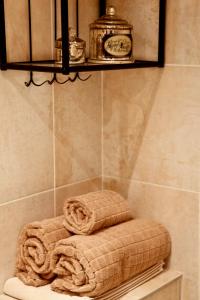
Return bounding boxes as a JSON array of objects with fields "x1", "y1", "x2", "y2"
[{"x1": 0, "y1": 270, "x2": 182, "y2": 300}]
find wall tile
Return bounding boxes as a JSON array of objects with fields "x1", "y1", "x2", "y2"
[
  {"x1": 103, "y1": 68, "x2": 162, "y2": 180},
  {"x1": 132, "y1": 67, "x2": 200, "y2": 192},
  {"x1": 55, "y1": 177, "x2": 101, "y2": 215},
  {"x1": 56, "y1": 0, "x2": 80, "y2": 43},
  {"x1": 0, "y1": 71, "x2": 54, "y2": 204},
  {"x1": 107, "y1": 0, "x2": 159, "y2": 61},
  {"x1": 79, "y1": 0, "x2": 99, "y2": 58},
  {"x1": 5, "y1": 0, "x2": 53, "y2": 62},
  {"x1": 0, "y1": 191, "x2": 54, "y2": 293},
  {"x1": 104, "y1": 67, "x2": 200, "y2": 192},
  {"x1": 166, "y1": 0, "x2": 200, "y2": 65},
  {"x1": 107, "y1": 0, "x2": 200, "y2": 65},
  {"x1": 31, "y1": 0, "x2": 53, "y2": 61},
  {"x1": 103, "y1": 176, "x2": 199, "y2": 300},
  {"x1": 54, "y1": 73, "x2": 101, "y2": 187},
  {"x1": 103, "y1": 176, "x2": 130, "y2": 198}
]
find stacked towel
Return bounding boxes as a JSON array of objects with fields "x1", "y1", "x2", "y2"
[
  {"x1": 13, "y1": 190, "x2": 171, "y2": 299},
  {"x1": 63, "y1": 190, "x2": 133, "y2": 235},
  {"x1": 51, "y1": 219, "x2": 171, "y2": 297},
  {"x1": 3, "y1": 263, "x2": 164, "y2": 300},
  {"x1": 16, "y1": 215, "x2": 71, "y2": 287}
]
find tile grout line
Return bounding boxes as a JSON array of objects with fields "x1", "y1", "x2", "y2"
[
  {"x1": 55, "y1": 176, "x2": 100, "y2": 190},
  {"x1": 132, "y1": 178, "x2": 199, "y2": 194},
  {"x1": 165, "y1": 63, "x2": 200, "y2": 68},
  {"x1": 101, "y1": 71, "x2": 104, "y2": 190},
  {"x1": 199, "y1": 193, "x2": 200, "y2": 295},
  {"x1": 0, "y1": 188, "x2": 55, "y2": 207},
  {"x1": 0, "y1": 177, "x2": 100, "y2": 208},
  {"x1": 52, "y1": 83, "x2": 56, "y2": 216},
  {"x1": 104, "y1": 175, "x2": 200, "y2": 195}
]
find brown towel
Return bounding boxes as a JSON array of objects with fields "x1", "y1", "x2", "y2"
[
  {"x1": 51, "y1": 219, "x2": 171, "y2": 297},
  {"x1": 16, "y1": 215, "x2": 71, "y2": 287},
  {"x1": 63, "y1": 190, "x2": 133, "y2": 234}
]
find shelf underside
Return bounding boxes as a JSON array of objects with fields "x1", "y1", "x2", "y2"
[{"x1": 3, "y1": 60, "x2": 162, "y2": 74}]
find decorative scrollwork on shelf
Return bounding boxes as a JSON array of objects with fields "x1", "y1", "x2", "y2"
[{"x1": 24, "y1": 71, "x2": 91, "y2": 87}]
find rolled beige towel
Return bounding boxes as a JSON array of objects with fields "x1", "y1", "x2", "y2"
[
  {"x1": 51, "y1": 219, "x2": 171, "y2": 297},
  {"x1": 16, "y1": 215, "x2": 71, "y2": 287},
  {"x1": 63, "y1": 190, "x2": 133, "y2": 234}
]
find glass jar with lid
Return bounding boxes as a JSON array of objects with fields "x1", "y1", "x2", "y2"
[
  {"x1": 55, "y1": 28, "x2": 86, "y2": 65},
  {"x1": 89, "y1": 6, "x2": 134, "y2": 64}
]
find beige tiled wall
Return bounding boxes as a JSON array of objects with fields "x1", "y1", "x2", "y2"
[
  {"x1": 107, "y1": 0, "x2": 159, "y2": 61},
  {"x1": 54, "y1": 73, "x2": 102, "y2": 187},
  {"x1": 103, "y1": 1, "x2": 200, "y2": 300},
  {"x1": 5, "y1": 0, "x2": 53, "y2": 62},
  {"x1": 0, "y1": 71, "x2": 54, "y2": 204},
  {"x1": 0, "y1": 0, "x2": 102, "y2": 293},
  {"x1": 166, "y1": 0, "x2": 200, "y2": 65},
  {"x1": 1, "y1": 0, "x2": 199, "y2": 299}
]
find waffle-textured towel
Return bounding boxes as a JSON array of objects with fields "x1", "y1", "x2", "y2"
[
  {"x1": 51, "y1": 219, "x2": 171, "y2": 297},
  {"x1": 3, "y1": 263, "x2": 164, "y2": 300},
  {"x1": 16, "y1": 216, "x2": 71, "y2": 287},
  {"x1": 63, "y1": 190, "x2": 133, "y2": 234}
]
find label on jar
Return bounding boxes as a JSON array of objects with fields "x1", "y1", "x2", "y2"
[
  {"x1": 69, "y1": 44, "x2": 84, "y2": 61},
  {"x1": 104, "y1": 35, "x2": 132, "y2": 57}
]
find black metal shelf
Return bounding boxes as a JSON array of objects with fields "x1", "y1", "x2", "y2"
[
  {"x1": 5, "y1": 60, "x2": 160, "y2": 73},
  {"x1": 0, "y1": 0, "x2": 166, "y2": 86}
]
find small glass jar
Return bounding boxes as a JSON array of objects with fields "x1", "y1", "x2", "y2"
[
  {"x1": 55, "y1": 28, "x2": 86, "y2": 65},
  {"x1": 89, "y1": 6, "x2": 134, "y2": 64}
]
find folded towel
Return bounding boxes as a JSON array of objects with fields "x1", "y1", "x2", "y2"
[
  {"x1": 94, "y1": 262, "x2": 164, "y2": 300},
  {"x1": 16, "y1": 215, "x2": 71, "y2": 287},
  {"x1": 3, "y1": 263, "x2": 164, "y2": 300},
  {"x1": 3, "y1": 278, "x2": 89, "y2": 300},
  {"x1": 63, "y1": 190, "x2": 133, "y2": 235},
  {"x1": 51, "y1": 219, "x2": 171, "y2": 297}
]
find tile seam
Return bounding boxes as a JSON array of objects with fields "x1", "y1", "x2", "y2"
[
  {"x1": 0, "y1": 188, "x2": 55, "y2": 207},
  {"x1": 0, "y1": 177, "x2": 101, "y2": 208},
  {"x1": 165, "y1": 64, "x2": 200, "y2": 68},
  {"x1": 101, "y1": 71, "x2": 104, "y2": 190},
  {"x1": 55, "y1": 176, "x2": 101, "y2": 191},
  {"x1": 52, "y1": 83, "x2": 56, "y2": 216},
  {"x1": 199, "y1": 193, "x2": 200, "y2": 298},
  {"x1": 104, "y1": 175, "x2": 199, "y2": 195}
]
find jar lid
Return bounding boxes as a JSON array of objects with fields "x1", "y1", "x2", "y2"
[
  {"x1": 55, "y1": 28, "x2": 86, "y2": 49},
  {"x1": 90, "y1": 6, "x2": 132, "y2": 29}
]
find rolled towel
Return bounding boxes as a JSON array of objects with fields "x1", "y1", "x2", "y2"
[
  {"x1": 63, "y1": 190, "x2": 133, "y2": 234},
  {"x1": 51, "y1": 219, "x2": 171, "y2": 297},
  {"x1": 16, "y1": 215, "x2": 71, "y2": 287},
  {"x1": 3, "y1": 263, "x2": 164, "y2": 300}
]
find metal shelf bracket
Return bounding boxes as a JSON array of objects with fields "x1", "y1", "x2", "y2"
[{"x1": 0, "y1": 0, "x2": 166, "y2": 87}]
